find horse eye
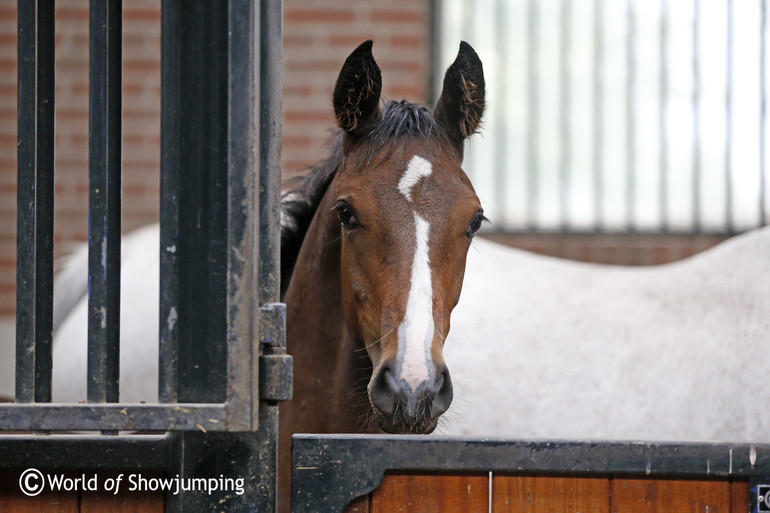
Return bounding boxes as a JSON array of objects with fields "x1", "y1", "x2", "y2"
[
  {"x1": 466, "y1": 212, "x2": 487, "y2": 238},
  {"x1": 335, "y1": 202, "x2": 358, "y2": 228}
]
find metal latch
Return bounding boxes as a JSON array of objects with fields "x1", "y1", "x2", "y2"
[{"x1": 259, "y1": 303, "x2": 292, "y2": 402}]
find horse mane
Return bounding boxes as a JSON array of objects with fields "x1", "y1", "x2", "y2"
[{"x1": 280, "y1": 100, "x2": 446, "y2": 296}]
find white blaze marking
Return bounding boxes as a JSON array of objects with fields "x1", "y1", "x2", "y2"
[
  {"x1": 397, "y1": 156, "x2": 435, "y2": 391},
  {"x1": 398, "y1": 155, "x2": 433, "y2": 202}
]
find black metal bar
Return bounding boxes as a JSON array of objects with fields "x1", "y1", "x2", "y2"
[
  {"x1": 0, "y1": 435, "x2": 168, "y2": 470},
  {"x1": 258, "y1": 0, "x2": 283, "y2": 309},
  {"x1": 0, "y1": 404, "x2": 229, "y2": 432},
  {"x1": 15, "y1": 0, "x2": 55, "y2": 404},
  {"x1": 224, "y1": 0, "x2": 260, "y2": 432},
  {"x1": 255, "y1": 3, "x2": 287, "y2": 511},
  {"x1": 159, "y1": 0, "x2": 181, "y2": 405},
  {"x1": 87, "y1": 0, "x2": 122, "y2": 404},
  {"x1": 174, "y1": 1, "x2": 229, "y2": 405},
  {"x1": 292, "y1": 435, "x2": 770, "y2": 513}
]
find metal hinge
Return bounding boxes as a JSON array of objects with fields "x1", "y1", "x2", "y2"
[{"x1": 258, "y1": 303, "x2": 292, "y2": 402}]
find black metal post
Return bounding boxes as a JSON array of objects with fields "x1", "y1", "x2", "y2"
[
  {"x1": 87, "y1": 0, "x2": 122, "y2": 404},
  {"x1": 257, "y1": 2, "x2": 285, "y2": 511},
  {"x1": 161, "y1": 0, "x2": 285, "y2": 511},
  {"x1": 15, "y1": 0, "x2": 55, "y2": 404},
  {"x1": 160, "y1": 0, "x2": 229, "y2": 406}
]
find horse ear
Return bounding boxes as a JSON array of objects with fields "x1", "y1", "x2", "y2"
[
  {"x1": 433, "y1": 41, "x2": 486, "y2": 157},
  {"x1": 333, "y1": 40, "x2": 382, "y2": 144}
]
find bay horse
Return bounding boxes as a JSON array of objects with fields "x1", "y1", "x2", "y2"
[
  {"x1": 279, "y1": 40, "x2": 485, "y2": 437},
  {"x1": 276, "y1": 40, "x2": 486, "y2": 506}
]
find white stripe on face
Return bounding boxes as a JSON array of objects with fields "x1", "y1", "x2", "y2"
[
  {"x1": 396, "y1": 156, "x2": 435, "y2": 391},
  {"x1": 398, "y1": 155, "x2": 433, "y2": 202}
]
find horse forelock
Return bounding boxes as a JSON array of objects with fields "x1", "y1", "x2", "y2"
[{"x1": 280, "y1": 100, "x2": 449, "y2": 296}]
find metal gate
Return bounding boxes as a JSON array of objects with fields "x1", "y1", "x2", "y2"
[{"x1": 1, "y1": 1, "x2": 289, "y2": 511}]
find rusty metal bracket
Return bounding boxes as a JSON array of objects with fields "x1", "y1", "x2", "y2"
[
  {"x1": 259, "y1": 302, "x2": 286, "y2": 348},
  {"x1": 259, "y1": 303, "x2": 292, "y2": 402}
]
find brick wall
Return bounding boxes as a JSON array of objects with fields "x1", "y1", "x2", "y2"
[
  {"x1": 0, "y1": 0, "x2": 431, "y2": 317},
  {"x1": 282, "y1": 0, "x2": 430, "y2": 178},
  {"x1": 0, "y1": 0, "x2": 161, "y2": 317},
  {"x1": 0, "y1": 3, "x2": 14, "y2": 317}
]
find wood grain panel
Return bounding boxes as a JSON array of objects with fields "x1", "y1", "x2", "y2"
[
  {"x1": 370, "y1": 473, "x2": 488, "y2": 513},
  {"x1": 0, "y1": 472, "x2": 79, "y2": 513},
  {"x1": 492, "y1": 475, "x2": 610, "y2": 513},
  {"x1": 80, "y1": 490, "x2": 164, "y2": 513},
  {"x1": 610, "y1": 479, "x2": 731, "y2": 513},
  {"x1": 730, "y1": 480, "x2": 748, "y2": 513}
]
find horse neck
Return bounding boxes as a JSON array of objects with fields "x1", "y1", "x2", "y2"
[{"x1": 282, "y1": 176, "x2": 373, "y2": 433}]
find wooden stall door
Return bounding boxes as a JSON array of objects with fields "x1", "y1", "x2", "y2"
[{"x1": 347, "y1": 473, "x2": 750, "y2": 513}]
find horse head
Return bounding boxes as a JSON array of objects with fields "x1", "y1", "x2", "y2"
[{"x1": 330, "y1": 40, "x2": 486, "y2": 434}]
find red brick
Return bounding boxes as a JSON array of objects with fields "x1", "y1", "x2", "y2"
[
  {"x1": 392, "y1": 35, "x2": 423, "y2": 48},
  {"x1": 283, "y1": 34, "x2": 315, "y2": 48},
  {"x1": 55, "y1": 7, "x2": 89, "y2": 21},
  {"x1": 123, "y1": 59, "x2": 160, "y2": 73},
  {"x1": 123, "y1": 8, "x2": 161, "y2": 22},
  {"x1": 0, "y1": 58, "x2": 15, "y2": 72},
  {"x1": 371, "y1": 9, "x2": 424, "y2": 23},
  {"x1": 0, "y1": 7, "x2": 16, "y2": 20},
  {"x1": 285, "y1": 8, "x2": 355, "y2": 23},
  {"x1": 328, "y1": 34, "x2": 378, "y2": 48},
  {"x1": 285, "y1": 110, "x2": 334, "y2": 123},
  {"x1": 283, "y1": 135, "x2": 313, "y2": 148}
]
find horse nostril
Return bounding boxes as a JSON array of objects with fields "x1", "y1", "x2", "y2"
[
  {"x1": 431, "y1": 367, "x2": 453, "y2": 418},
  {"x1": 369, "y1": 364, "x2": 398, "y2": 417}
]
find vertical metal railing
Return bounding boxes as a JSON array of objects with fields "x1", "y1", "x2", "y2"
[
  {"x1": 87, "y1": 0, "x2": 122, "y2": 405},
  {"x1": 444, "y1": 0, "x2": 769, "y2": 234},
  {"x1": 16, "y1": 0, "x2": 55, "y2": 405},
  {"x1": 8, "y1": 1, "x2": 288, "y2": 509},
  {"x1": 5, "y1": 0, "x2": 287, "y2": 436}
]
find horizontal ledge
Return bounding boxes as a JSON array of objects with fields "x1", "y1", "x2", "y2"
[
  {"x1": 0, "y1": 434, "x2": 169, "y2": 470},
  {"x1": 293, "y1": 434, "x2": 770, "y2": 477},
  {"x1": 0, "y1": 403, "x2": 247, "y2": 432}
]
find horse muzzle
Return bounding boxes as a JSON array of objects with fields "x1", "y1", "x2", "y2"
[{"x1": 368, "y1": 362, "x2": 453, "y2": 434}]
